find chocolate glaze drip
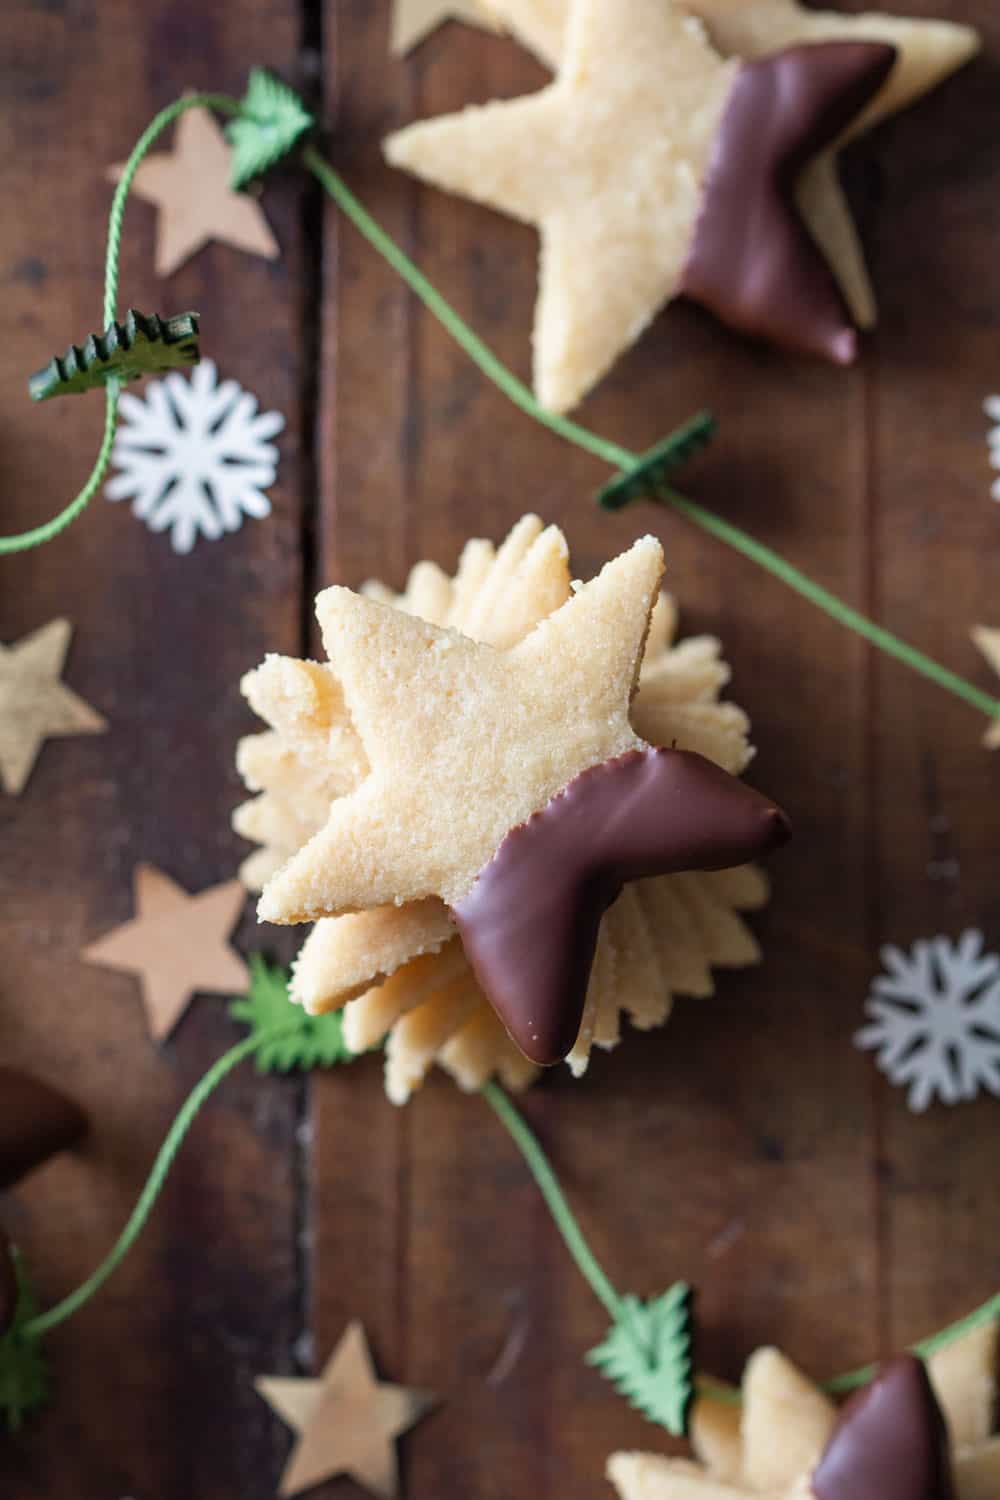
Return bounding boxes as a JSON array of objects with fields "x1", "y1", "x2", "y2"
[
  {"x1": 811, "y1": 1355, "x2": 954, "y2": 1500},
  {"x1": 453, "y1": 748, "x2": 790, "y2": 1065},
  {"x1": 0, "y1": 1227, "x2": 17, "y2": 1336},
  {"x1": 680, "y1": 42, "x2": 897, "y2": 364},
  {"x1": 0, "y1": 1068, "x2": 88, "y2": 1192}
]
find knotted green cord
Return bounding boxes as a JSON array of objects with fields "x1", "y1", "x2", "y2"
[
  {"x1": 23, "y1": 1022, "x2": 298, "y2": 1339},
  {"x1": 0, "y1": 92, "x2": 241, "y2": 556}
]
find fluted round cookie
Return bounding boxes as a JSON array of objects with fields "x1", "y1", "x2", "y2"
[{"x1": 235, "y1": 516, "x2": 778, "y2": 1100}]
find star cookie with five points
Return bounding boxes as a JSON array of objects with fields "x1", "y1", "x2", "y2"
[
  {"x1": 255, "y1": 1320, "x2": 436, "y2": 1499},
  {"x1": 83, "y1": 864, "x2": 249, "y2": 1041},
  {"x1": 385, "y1": 0, "x2": 898, "y2": 411},
  {"x1": 258, "y1": 535, "x2": 788, "y2": 1064},
  {"x1": 489, "y1": 0, "x2": 978, "y2": 331},
  {"x1": 0, "y1": 619, "x2": 106, "y2": 796},
  {"x1": 108, "y1": 107, "x2": 279, "y2": 278}
]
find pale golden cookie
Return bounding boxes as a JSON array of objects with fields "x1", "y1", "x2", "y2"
[
  {"x1": 610, "y1": 1320, "x2": 998, "y2": 1500},
  {"x1": 971, "y1": 627, "x2": 1000, "y2": 749},
  {"x1": 235, "y1": 517, "x2": 771, "y2": 1099},
  {"x1": 489, "y1": 0, "x2": 978, "y2": 331}
]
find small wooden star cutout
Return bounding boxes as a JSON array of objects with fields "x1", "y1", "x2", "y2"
[
  {"x1": 255, "y1": 1321, "x2": 436, "y2": 1499},
  {"x1": 0, "y1": 619, "x2": 106, "y2": 796},
  {"x1": 972, "y1": 627, "x2": 1000, "y2": 749},
  {"x1": 391, "y1": 0, "x2": 502, "y2": 54},
  {"x1": 82, "y1": 865, "x2": 249, "y2": 1041},
  {"x1": 108, "y1": 107, "x2": 280, "y2": 278}
]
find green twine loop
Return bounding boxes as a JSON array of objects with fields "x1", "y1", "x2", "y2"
[{"x1": 0, "y1": 92, "x2": 241, "y2": 557}]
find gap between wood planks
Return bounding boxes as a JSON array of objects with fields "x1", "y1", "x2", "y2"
[{"x1": 293, "y1": 0, "x2": 326, "y2": 1370}]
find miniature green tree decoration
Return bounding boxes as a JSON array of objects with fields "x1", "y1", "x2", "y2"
[
  {"x1": 587, "y1": 1282, "x2": 695, "y2": 1436},
  {"x1": 226, "y1": 70, "x2": 314, "y2": 191},
  {"x1": 28, "y1": 310, "x2": 200, "y2": 402},
  {"x1": 230, "y1": 956, "x2": 354, "y2": 1074},
  {"x1": 598, "y1": 413, "x2": 716, "y2": 511}
]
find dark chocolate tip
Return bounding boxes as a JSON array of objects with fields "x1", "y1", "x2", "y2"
[
  {"x1": 680, "y1": 42, "x2": 897, "y2": 363},
  {"x1": 812, "y1": 1355, "x2": 955, "y2": 1500},
  {"x1": 0, "y1": 1069, "x2": 88, "y2": 1192},
  {"x1": 0, "y1": 1227, "x2": 17, "y2": 1337},
  {"x1": 453, "y1": 748, "x2": 790, "y2": 1066}
]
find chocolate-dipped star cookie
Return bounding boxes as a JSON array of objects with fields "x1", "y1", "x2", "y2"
[
  {"x1": 258, "y1": 535, "x2": 788, "y2": 1065},
  {"x1": 609, "y1": 1323, "x2": 1000, "y2": 1500},
  {"x1": 385, "y1": 0, "x2": 896, "y2": 411},
  {"x1": 489, "y1": 0, "x2": 978, "y2": 332},
  {"x1": 238, "y1": 517, "x2": 771, "y2": 1100}
]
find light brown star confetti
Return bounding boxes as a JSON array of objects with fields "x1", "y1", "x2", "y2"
[
  {"x1": 255, "y1": 1321, "x2": 436, "y2": 1499},
  {"x1": 235, "y1": 516, "x2": 766, "y2": 1101},
  {"x1": 108, "y1": 107, "x2": 279, "y2": 278},
  {"x1": 0, "y1": 619, "x2": 106, "y2": 796},
  {"x1": 391, "y1": 0, "x2": 502, "y2": 55},
  {"x1": 972, "y1": 627, "x2": 1000, "y2": 749},
  {"x1": 82, "y1": 865, "x2": 249, "y2": 1041},
  {"x1": 608, "y1": 1320, "x2": 999, "y2": 1500},
  {"x1": 490, "y1": 0, "x2": 978, "y2": 329}
]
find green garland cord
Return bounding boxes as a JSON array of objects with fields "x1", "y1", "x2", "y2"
[
  {"x1": 23, "y1": 1023, "x2": 298, "y2": 1340},
  {"x1": 481, "y1": 1080, "x2": 1000, "y2": 1401}
]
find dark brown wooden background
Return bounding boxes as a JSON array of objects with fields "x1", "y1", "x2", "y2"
[{"x1": 1, "y1": 2, "x2": 998, "y2": 1496}]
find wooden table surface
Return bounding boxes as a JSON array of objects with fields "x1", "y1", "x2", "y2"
[{"x1": 2, "y1": 2, "x2": 998, "y2": 1497}]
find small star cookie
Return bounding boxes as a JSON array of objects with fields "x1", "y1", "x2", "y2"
[
  {"x1": 236, "y1": 517, "x2": 771, "y2": 1099},
  {"x1": 609, "y1": 1321, "x2": 999, "y2": 1500},
  {"x1": 489, "y1": 0, "x2": 979, "y2": 331},
  {"x1": 385, "y1": 0, "x2": 897, "y2": 410},
  {"x1": 249, "y1": 518, "x2": 788, "y2": 1065}
]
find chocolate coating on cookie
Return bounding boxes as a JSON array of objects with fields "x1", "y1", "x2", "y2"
[
  {"x1": 0, "y1": 1068, "x2": 88, "y2": 1192},
  {"x1": 453, "y1": 748, "x2": 789, "y2": 1065},
  {"x1": 680, "y1": 42, "x2": 897, "y2": 363},
  {"x1": 812, "y1": 1355, "x2": 954, "y2": 1500}
]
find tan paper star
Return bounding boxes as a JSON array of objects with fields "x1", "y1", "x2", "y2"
[
  {"x1": 108, "y1": 107, "x2": 279, "y2": 278},
  {"x1": 82, "y1": 865, "x2": 249, "y2": 1041},
  {"x1": 256, "y1": 1321, "x2": 436, "y2": 1499},
  {"x1": 0, "y1": 619, "x2": 106, "y2": 796},
  {"x1": 391, "y1": 0, "x2": 502, "y2": 55},
  {"x1": 972, "y1": 626, "x2": 1000, "y2": 749},
  {"x1": 491, "y1": 0, "x2": 978, "y2": 329}
]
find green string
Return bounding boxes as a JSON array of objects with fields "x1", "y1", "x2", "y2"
[
  {"x1": 481, "y1": 1080, "x2": 1000, "y2": 1404},
  {"x1": 481, "y1": 1080, "x2": 626, "y2": 1324},
  {"x1": 0, "y1": 91, "x2": 241, "y2": 558},
  {"x1": 304, "y1": 146, "x2": 1000, "y2": 730},
  {"x1": 24, "y1": 1022, "x2": 298, "y2": 1340}
]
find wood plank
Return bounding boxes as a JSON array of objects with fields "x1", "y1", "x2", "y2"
[{"x1": 0, "y1": 4, "x2": 307, "y2": 1497}]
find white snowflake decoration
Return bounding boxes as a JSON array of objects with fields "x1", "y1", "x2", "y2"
[
  {"x1": 106, "y1": 359, "x2": 284, "y2": 554},
  {"x1": 985, "y1": 395, "x2": 1000, "y2": 502},
  {"x1": 856, "y1": 930, "x2": 1000, "y2": 1113}
]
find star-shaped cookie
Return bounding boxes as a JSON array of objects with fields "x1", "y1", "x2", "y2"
[
  {"x1": 391, "y1": 0, "x2": 502, "y2": 55},
  {"x1": 490, "y1": 0, "x2": 978, "y2": 330},
  {"x1": 386, "y1": 0, "x2": 897, "y2": 410},
  {"x1": 609, "y1": 1322, "x2": 999, "y2": 1500},
  {"x1": 255, "y1": 1320, "x2": 436, "y2": 1499},
  {"x1": 256, "y1": 530, "x2": 787, "y2": 1063},
  {"x1": 0, "y1": 619, "x2": 106, "y2": 796},
  {"x1": 83, "y1": 865, "x2": 249, "y2": 1041},
  {"x1": 109, "y1": 107, "x2": 279, "y2": 277}
]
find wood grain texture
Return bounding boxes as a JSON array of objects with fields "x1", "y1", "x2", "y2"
[{"x1": 2, "y1": 1, "x2": 999, "y2": 1498}]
